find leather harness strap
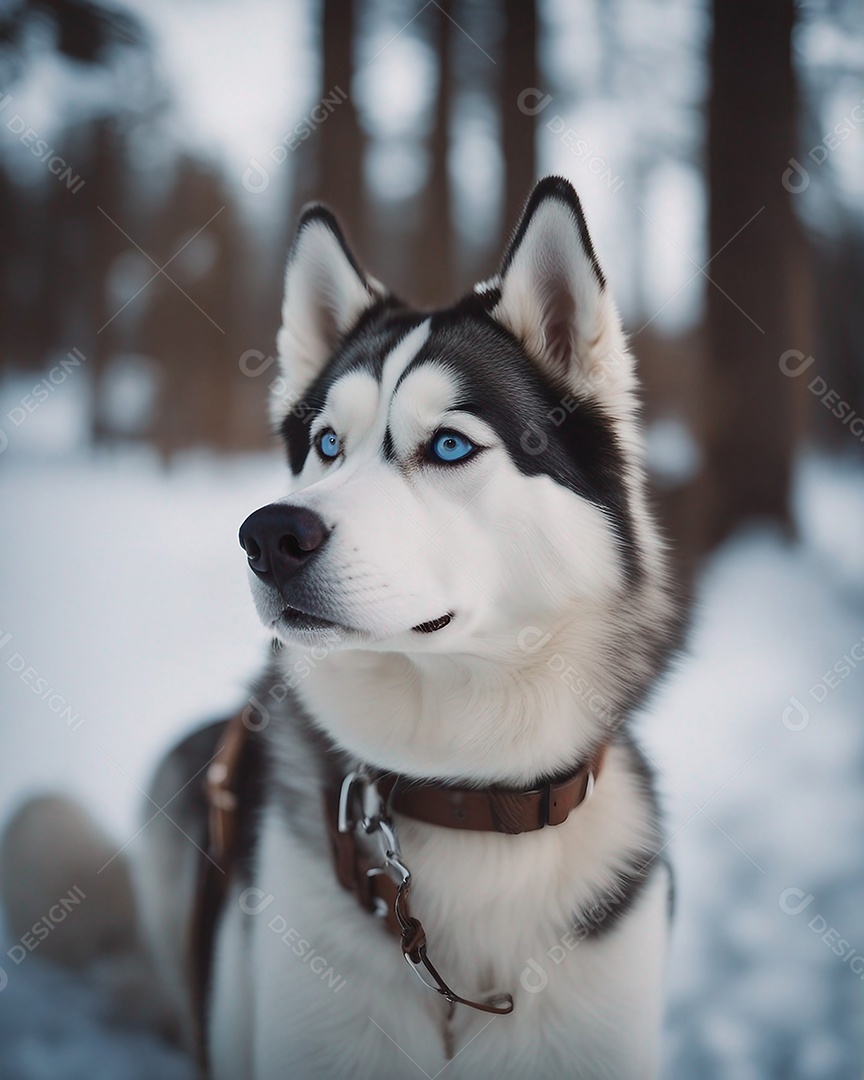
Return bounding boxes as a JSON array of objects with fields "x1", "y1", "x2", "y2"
[
  {"x1": 191, "y1": 715, "x2": 251, "y2": 1071},
  {"x1": 323, "y1": 786, "x2": 403, "y2": 934},
  {"x1": 191, "y1": 715, "x2": 607, "y2": 1064}
]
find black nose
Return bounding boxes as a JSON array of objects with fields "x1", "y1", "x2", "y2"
[{"x1": 238, "y1": 504, "x2": 330, "y2": 588}]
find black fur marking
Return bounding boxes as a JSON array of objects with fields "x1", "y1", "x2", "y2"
[
  {"x1": 665, "y1": 856, "x2": 676, "y2": 922},
  {"x1": 396, "y1": 312, "x2": 642, "y2": 582},
  {"x1": 291, "y1": 203, "x2": 370, "y2": 287},
  {"x1": 280, "y1": 296, "x2": 640, "y2": 579},
  {"x1": 280, "y1": 299, "x2": 421, "y2": 474},
  {"x1": 277, "y1": 186, "x2": 637, "y2": 577},
  {"x1": 382, "y1": 427, "x2": 396, "y2": 463},
  {"x1": 466, "y1": 282, "x2": 503, "y2": 314},
  {"x1": 570, "y1": 734, "x2": 666, "y2": 939},
  {"x1": 499, "y1": 175, "x2": 606, "y2": 292},
  {"x1": 570, "y1": 860, "x2": 657, "y2": 939}
]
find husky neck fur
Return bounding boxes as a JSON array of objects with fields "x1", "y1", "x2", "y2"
[{"x1": 207, "y1": 177, "x2": 680, "y2": 1078}]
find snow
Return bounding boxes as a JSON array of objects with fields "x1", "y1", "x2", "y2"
[
  {"x1": 643, "y1": 527, "x2": 864, "y2": 1077},
  {"x1": 2, "y1": 313, "x2": 864, "y2": 1071},
  {"x1": 0, "y1": 956, "x2": 194, "y2": 1080},
  {"x1": 0, "y1": 430, "x2": 862, "y2": 1077},
  {"x1": 0, "y1": 447, "x2": 276, "y2": 840}
]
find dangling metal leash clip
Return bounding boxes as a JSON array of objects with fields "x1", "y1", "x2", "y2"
[{"x1": 337, "y1": 770, "x2": 514, "y2": 1016}]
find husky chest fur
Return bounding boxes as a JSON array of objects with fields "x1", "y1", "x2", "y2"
[{"x1": 140, "y1": 176, "x2": 680, "y2": 1079}]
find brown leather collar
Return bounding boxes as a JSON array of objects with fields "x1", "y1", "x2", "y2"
[
  {"x1": 323, "y1": 745, "x2": 607, "y2": 1016},
  {"x1": 193, "y1": 716, "x2": 609, "y2": 1056},
  {"x1": 377, "y1": 744, "x2": 607, "y2": 835}
]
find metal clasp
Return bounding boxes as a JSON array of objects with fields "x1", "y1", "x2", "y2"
[
  {"x1": 337, "y1": 770, "x2": 385, "y2": 835},
  {"x1": 376, "y1": 817, "x2": 410, "y2": 886},
  {"x1": 338, "y1": 771, "x2": 410, "y2": 886},
  {"x1": 336, "y1": 770, "x2": 513, "y2": 1016}
]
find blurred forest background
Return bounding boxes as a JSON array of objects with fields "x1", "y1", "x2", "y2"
[
  {"x1": 1, "y1": 0, "x2": 863, "y2": 568},
  {"x1": 2, "y1": 5, "x2": 864, "y2": 1077}
]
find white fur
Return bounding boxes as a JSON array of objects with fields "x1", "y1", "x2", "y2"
[
  {"x1": 273, "y1": 213, "x2": 382, "y2": 411},
  {"x1": 211, "y1": 743, "x2": 670, "y2": 1079},
  {"x1": 494, "y1": 200, "x2": 623, "y2": 395},
  {"x1": 142, "y1": 180, "x2": 678, "y2": 1078}
]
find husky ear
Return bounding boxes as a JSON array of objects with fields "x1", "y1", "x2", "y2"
[
  {"x1": 276, "y1": 206, "x2": 384, "y2": 395},
  {"x1": 488, "y1": 177, "x2": 625, "y2": 390}
]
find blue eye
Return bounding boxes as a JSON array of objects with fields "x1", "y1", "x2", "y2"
[
  {"x1": 317, "y1": 430, "x2": 341, "y2": 459},
  {"x1": 430, "y1": 431, "x2": 475, "y2": 463}
]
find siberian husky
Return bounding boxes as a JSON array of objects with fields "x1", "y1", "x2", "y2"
[{"x1": 5, "y1": 177, "x2": 683, "y2": 1078}]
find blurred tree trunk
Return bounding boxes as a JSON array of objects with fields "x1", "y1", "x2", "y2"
[
  {"x1": 317, "y1": 0, "x2": 366, "y2": 254},
  {"x1": 144, "y1": 159, "x2": 240, "y2": 460},
  {"x1": 501, "y1": 0, "x2": 537, "y2": 238},
  {"x1": 0, "y1": 172, "x2": 37, "y2": 372},
  {"x1": 86, "y1": 117, "x2": 126, "y2": 443},
  {"x1": 416, "y1": 0, "x2": 454, "y2": 307},
  {"x1": 0, "y1": 168, "x2": 15, "y2": 370},
  {"x1": 701, "y1": 0, "x2": 807, "y2": 548},
  {"x1": 816, "y1": 233, "x2": 864, "y2": 443}
]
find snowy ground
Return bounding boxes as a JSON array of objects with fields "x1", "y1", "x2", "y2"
[{"x1": 1, "y1": 431, "x2": 863, "y2": 1078}]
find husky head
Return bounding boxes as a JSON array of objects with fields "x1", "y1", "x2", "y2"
[{"x1": 240, "y1": 177, "x2": 677, "y2": 779}]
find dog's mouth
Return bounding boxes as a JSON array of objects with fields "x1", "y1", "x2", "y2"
[
  {"x1": 276, "y1": 604, "x2": 336, "y2": 630},
  {"x1": 411, "y1": 613, "x2": 453, "y2": 634},
  {"x1": 271, "y1": 604, "x2": 454, "y2": 641},
  {"x1": 274, "y1": 605, "x2": 347, "y2": 635}
]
